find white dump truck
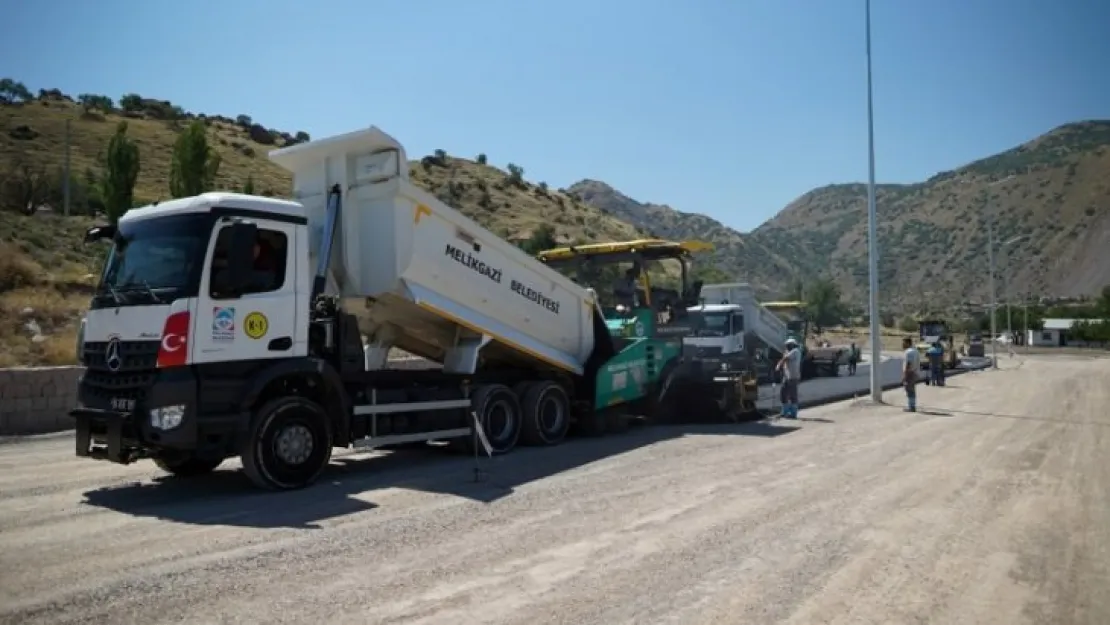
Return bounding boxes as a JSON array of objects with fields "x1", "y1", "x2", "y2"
[
  {"x1": 698, "y1": 283, "x2": 844, "y2": 380},
  {"x1": 71, "y1": 126, "x2": 672, "y2": 490}
]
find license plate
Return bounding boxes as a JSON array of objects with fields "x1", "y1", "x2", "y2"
[{"x1": 110, "y1": 397, "x2": 136, "y2": 412}]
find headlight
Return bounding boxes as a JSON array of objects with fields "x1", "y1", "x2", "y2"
[{"x1": 150, "y1": 404, "x2": 186, "y2": 430}]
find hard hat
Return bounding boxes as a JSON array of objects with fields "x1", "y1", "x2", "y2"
[{"x1": 785, "y1": 338, "x2": 797, "y2": 346}]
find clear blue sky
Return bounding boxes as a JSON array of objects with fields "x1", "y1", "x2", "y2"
[{"x1": 4, "y1": 0, "x2": 1108, "y2": 231}]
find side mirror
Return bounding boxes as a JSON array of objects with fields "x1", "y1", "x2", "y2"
[
  {"x1": 221, "y1": 221, "x2": 258, "y2": 296},
  {"x1": 83, "y1": 224, "x2": 116, "y2": 244}
]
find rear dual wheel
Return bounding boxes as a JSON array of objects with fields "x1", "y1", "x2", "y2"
[
  {"x1": 516, "y1": 380, "x2": 571, "y2": 446},
  {"x1": 466, "y1": 384, "x2": 523, "y2": 455}
]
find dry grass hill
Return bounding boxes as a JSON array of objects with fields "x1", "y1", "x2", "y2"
[
  {"x1": 571, "y1": 121, "x2": 1110, "y2": 311},
  {"x1": 0, "y1": 84, "x2": 644, "y2": 366},
  {"x1": 1, "y1": 79, "x2": 1107, "y2": 367}
]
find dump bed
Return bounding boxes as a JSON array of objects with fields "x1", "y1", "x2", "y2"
[{"x1": 269, "y1": 127, "x2": 597, "y2": 376}]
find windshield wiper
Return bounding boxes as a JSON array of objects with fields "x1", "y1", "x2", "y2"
[
  {"x1": 98, "y1": 284, "x2": 125, "y2": 305},
  {"x1": 121, "y1": 281, "x2": 164, "y2": 304}
]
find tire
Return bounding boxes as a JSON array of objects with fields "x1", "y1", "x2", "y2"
[
  {"x1": 240, "y1": 396, "x2": 333, "y2": 491},
  {"x1": 152, "y1": 453, "x2": 223, "y2": 477},
  {"x1": 518, "y1": 381, "x2": 571, "y2": 446},
  {"x1": 469, "y1": 384, "x2": 522, "y2": 455}
]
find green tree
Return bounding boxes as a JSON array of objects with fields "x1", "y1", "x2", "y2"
[
  {"x1": 520, "y1": 223, "x2": 558, "y2": 255},
  {"x1": 804, "y1": 277, "x2": 844, "y2": 332},
  {"x1": 100, "y1": 122, "x2": 140, "y2": 223},
  {"x1": 242, "y1": 175, "x2": 255, "y2": 195},
  {"x1": 77, "y1": 93, "x2": 114, "y2": 113},
  {"x1": 1096, "y1": 284, "x2": 1110, "y2": 317},
  {"x1": 0, "y1": 78, "x2": 33, "y2": 103},
  {"x1": 119, "y1": 93, "x2": 143, "y2": 113},
  {"x1": 506, "y1": 163, "x2": 525, "y2": 186},
  {"x1": 169, "y1": 120, "x2": 221, "y2": 198}
]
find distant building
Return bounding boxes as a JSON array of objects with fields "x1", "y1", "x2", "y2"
[{"x1": 1027, "y1": 318, "x2": 1109, "y2": 347}]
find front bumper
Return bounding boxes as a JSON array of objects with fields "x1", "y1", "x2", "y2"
[{"x1": 71, "y1": 368, "x2": 201, "y2": 464}]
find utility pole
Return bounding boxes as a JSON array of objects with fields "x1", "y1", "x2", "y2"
[
  {"x1": 63, "y1": 117, "x2": 72, "y2": 216},
  {"x1": 987, "y1": 215, "x2": 998, "y2": 368},
  {"x1": 1023, "y1": 293, "x2": 1029, "y2": 352},
  {"x1": 1006, "y1": 291, "x2": 1013, "y2": 342},
  {"x1": 864, "y1": 0, "x2": 883, "y2": 402}
]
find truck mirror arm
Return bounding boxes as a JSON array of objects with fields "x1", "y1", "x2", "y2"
[{"x1": 83, "y1": 224, "x2": 116, "y2": 244}]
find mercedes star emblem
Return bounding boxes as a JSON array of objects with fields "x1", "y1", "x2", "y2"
[{"x1": 105, "y1": 337, "x2": 123, "y2": 372}]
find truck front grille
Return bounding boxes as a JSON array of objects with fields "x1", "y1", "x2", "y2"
[{"x1": 80, "y1": 340, "x2": 160, "y2": 408}]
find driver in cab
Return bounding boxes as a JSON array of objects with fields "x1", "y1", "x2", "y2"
[{"x1": 211, "y1": 232, "x2": 281, "y2": 294}]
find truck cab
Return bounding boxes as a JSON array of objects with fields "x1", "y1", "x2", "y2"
[
  {"x1": 76, "y1": 194, "x2": 317, "y2": 470},
  {"x1": 683, "y1": 303, "x2": 747, "y2": 376}
]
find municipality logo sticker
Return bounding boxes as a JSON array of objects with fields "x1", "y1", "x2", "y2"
[{"x1": 212, "y1": 307, "x2": 235, "y2": 341}]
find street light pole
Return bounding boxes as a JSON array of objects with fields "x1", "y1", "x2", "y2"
[
  {"x1": 988, "y1": 215, "x2": 998, "y2": 368},
  {"x1": 1023, "y1": 294, "x2": 1029, "y2": 352},
  {"x1": 865, "y1": 0, "x2": 882, "y2": 402},
  {"x1": 999, "y1": 234, "x2": 1030, "y2": 351}
]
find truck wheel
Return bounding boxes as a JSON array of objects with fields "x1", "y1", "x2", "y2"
[
  {"x1": 152, "y1": 453, "x2": 223, "y2": 477},
  {"x1": 519, "y1": 381, "x2": 571, "y2": 446},
  {"x1": 471, "y1": 384, "x2": 521, "y2": 454},
  {"x1": 240, "y1": 396, "x2": 333, "y2": 491}
]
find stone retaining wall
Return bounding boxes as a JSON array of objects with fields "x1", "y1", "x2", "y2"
[
  {"x1": 0, "y1": 366, "x2": 83, "y2": 435},
  {"x1": 0, "y1": 358, "x2": 438, "y2": 436}
]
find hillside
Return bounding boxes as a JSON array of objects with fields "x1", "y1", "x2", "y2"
[
  {"x1": 567, "y1": 180, "x2": 799, "y2": 297},
  {"x1": 571, "y1": 121, "x2": 1110, "y2": 309},
  {"x1": 0, "y1": 84, "x2": 645, "y2": 366}
]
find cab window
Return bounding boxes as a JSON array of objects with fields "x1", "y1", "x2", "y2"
[
  {"x1": 209, "y1": 226, "x2": 288, "y2": 296},
  {"x1": 730, "y1": 313, "x2": 745, "y2": 333}
]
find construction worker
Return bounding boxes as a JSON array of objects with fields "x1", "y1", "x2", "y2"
[
  {"x1": 902, "y1": 336, "x2": 920, "y2": 412},
  {"x1": 847, "y1": 342, "x2": 859, "y2": 375},
  {"x1": 926, "y1": 341, "x2": 944, "y2": 386},
  {"x1": 776, "y1": 338, "x2": 802, "y2": 419}
]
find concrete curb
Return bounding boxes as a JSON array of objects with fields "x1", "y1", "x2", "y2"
[{"x1": 795, "y1": 363, "x2": 989, "y2": 411}]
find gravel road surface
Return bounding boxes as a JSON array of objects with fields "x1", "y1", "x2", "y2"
[{"x1": 2, "y1": 354, "x2": 1108, "y2": 625}]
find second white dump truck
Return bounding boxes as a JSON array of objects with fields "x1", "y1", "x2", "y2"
[{"x1": 71, "y1": 126, "x2": 683, "y2": 490}]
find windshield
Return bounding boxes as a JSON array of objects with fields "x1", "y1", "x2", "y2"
[
  {"x1": 920, "y1": 322, "x2": 946, "y2": 338},
  {"x1": 94, "y1": 214, "x2": 214, "y2": 308},
  {"x1": 693, "y1": 311, "x2": 731, "y2": 337}
]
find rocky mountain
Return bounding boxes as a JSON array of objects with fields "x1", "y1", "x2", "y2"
[
  {"x1": 571, "y1": 120, "x2": 1110, "y2": 309},
  {"x1": 567, "y1": 180, "x2": 798, "y2": 297}
]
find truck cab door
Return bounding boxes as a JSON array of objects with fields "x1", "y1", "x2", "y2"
[
  {"x1": 729, "y1": 311, "x2": 745, "y2": 355},
  {"x1": 192, "y1": 217, "x2": 301, "y2": 365}
]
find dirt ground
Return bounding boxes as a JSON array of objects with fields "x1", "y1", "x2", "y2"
[{"x1": 1, "y1": 354, "x2": 1108, "y2": 625}]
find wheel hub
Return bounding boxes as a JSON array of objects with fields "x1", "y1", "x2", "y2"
[{"x1": 274, "y1": 424, "x2": 314, "y2": 465}]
